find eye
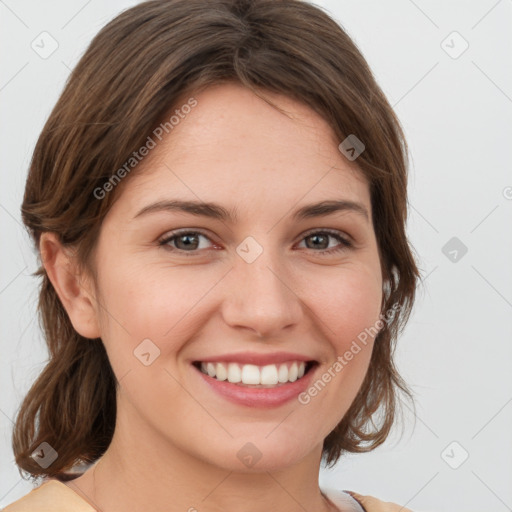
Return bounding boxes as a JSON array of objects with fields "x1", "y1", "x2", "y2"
[
  {"x1": 158, "y1": 228, "x2": 352, "y2": 257},
  {"x1": 296, "y1": 229, "x2": 353, "y2": 256},
  {"x1": 158, "y1": 229, "x2": 216, "y2": 256}
]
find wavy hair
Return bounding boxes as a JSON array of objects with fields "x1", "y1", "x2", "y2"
[{"x1": 13, "y1": 0, "x2": 421, "y2": 482}]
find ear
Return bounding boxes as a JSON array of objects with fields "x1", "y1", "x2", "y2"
[{"x1": 39, "y1": 232, "x2": 101, "y2": 339}]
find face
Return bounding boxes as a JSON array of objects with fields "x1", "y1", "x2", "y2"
[{"x1": 85, "y1": 82, "x2": 383, "y2": 472}]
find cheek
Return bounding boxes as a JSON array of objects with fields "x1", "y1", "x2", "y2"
[
  {"x1": 93, "y1": 256, "x2": 219, "y2": 361},
  {"x1": 293, "y1": 267, "x2": 382, "y2": 432},
  {"x1": 303, "y1": 263, "x2": 383, "y2": 351}
]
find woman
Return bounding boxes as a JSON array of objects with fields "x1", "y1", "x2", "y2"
[{"x1": 6, "y1": 1, "x2": 420, "y2": 511}]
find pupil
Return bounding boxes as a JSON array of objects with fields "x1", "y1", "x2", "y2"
[
  {"x1": 308, "y1": 234, "x2": 327, "y2": 249},
  {"x1": 178, "y1": 233, "x2": 198, "y2": 250}
]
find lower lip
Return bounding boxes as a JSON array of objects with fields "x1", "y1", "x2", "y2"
[{"x1": 193, "y1": 364, "x2": 317, "y2": 408}]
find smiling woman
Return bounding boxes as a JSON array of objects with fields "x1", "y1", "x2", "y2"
[{"x1": 7, "y1": 1, "x2": 420, "y2": 512}]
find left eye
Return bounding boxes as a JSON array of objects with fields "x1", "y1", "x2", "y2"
[
  {"x1": 158, "y1": 231, "x2": 214, "y2": 253},
  {"x1": 297, "y1": 230, "x2": 353, "y2": 254},
  {"x1": 158, "y1": 229, "x2": 352, "y2": 256}
]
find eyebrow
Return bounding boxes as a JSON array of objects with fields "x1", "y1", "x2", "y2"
[{"x1": 133, "y1": 199, "x2": 369, "y2": 223}]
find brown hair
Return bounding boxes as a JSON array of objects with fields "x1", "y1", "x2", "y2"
[{"x1": 13, "y1": 0, "x2": 421, "y2": 482}]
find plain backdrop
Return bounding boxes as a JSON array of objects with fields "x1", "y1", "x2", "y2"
[{"x1": 1, "y1": 1, "x2": 511, "y2": 511}]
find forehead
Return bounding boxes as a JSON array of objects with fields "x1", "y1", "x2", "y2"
[{"x1": 109, "y1": 83, "x2": 370, "y2": 219}]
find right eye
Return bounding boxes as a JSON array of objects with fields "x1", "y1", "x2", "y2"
[{"x1": 158, "y1": 230, "x2": 217, "y2": 256}]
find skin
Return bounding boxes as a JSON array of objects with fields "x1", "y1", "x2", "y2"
[{"x1": 41, "y1": 82, "x2": 384, "y2": 512}]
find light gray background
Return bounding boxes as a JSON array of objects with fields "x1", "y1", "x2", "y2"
[{"x1": 1, "y1": 1, "x2": 511, "y2": 511}]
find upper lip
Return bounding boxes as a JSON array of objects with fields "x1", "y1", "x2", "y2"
[{"x1": 193, "y1": 351, "x2": 317, "y2": 366}]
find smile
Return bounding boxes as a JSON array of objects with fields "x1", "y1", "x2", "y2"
[{"x1": 193, "y1": 360, "x2": 317, "y2": 388}]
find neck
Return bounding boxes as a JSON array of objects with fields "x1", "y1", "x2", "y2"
[
  {"x1": 92, "y1": 441, "x2": 336, "y2": 512},
  {"x1": 69, "y1": 405, "x2": 338, "y2": 512},
  {"x1": 69, "y1": 394, "x2": 337, "y2": 512}
]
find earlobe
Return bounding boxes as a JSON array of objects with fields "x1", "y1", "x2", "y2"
[{"x1": 39, "y1": 232, "x2": 101, "y2": 339}]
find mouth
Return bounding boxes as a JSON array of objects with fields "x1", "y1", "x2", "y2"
[{"x1": 192, "y1": 360, "x2": 318, "y2": 388}]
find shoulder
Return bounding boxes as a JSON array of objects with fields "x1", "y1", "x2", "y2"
[
  {"x1": 2, "y1": 479, "x2": 96, "y2": 512},
  {"x1": 345, "y1": 490, "x2": 415, "y2": 512}
]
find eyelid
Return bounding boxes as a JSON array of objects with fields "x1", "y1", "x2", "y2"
[
  {"x1": 157, "y1": 227, "x2": 219, "y2": 248},
  {"x1": 298, "y1": 227, "x2": 353, "y2": 244},
  {"x1": 158, "y1": 227, "x2": 210, "y2": 239},
  {"x1": 157, "y1": 226, "x2": 353, "y2": 242},
  {"x1": 157, "y1": 227, "x2": 354, "y2": 255}
]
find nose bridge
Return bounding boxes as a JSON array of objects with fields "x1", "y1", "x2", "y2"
[{"x1": 222, "y1": 235, "x2": 302, "y2": 336}]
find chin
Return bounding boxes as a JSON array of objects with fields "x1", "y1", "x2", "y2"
[{"x1": 203, "y1": 435, "x2": 318, "y2": 473}]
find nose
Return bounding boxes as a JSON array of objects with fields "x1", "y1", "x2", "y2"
[{"x1": 221, "y1": 247, "x2": 303, "y2": 338}]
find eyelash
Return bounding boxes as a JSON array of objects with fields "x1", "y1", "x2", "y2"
[{"x1": 157, "y1": 228, "x2": 353, "y2": 257}]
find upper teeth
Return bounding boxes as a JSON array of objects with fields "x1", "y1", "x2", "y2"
[{"x1": 200, "y1": 361, "x2": 307, "y2": 385}]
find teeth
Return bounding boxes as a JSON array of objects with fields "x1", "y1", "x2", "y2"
[
  {"x1": 278, "y1": 363, "x2": 288, "y2": 383},
  {"x1": 288, "y1": 362, "x2": 298, "y2": 382},
  {"x1": 228, "y1": 362, "x2": 241, "y2": 383},
  {"x1": 199, "y1": 361, "x2": 308, "y2": 386},
  {"x1": 206, "y1": 362, "x2": 216, "y2": 378},
  {"x1": 215, "y1": 362, "x2": 228, "y2": 381},
  {"x1": 261, "y1": 364, "x2": 278, "y2": 385},
  {"x1": 241, "y1": 364, "x2": 260, "y2": 384}
]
